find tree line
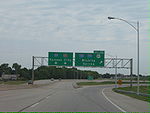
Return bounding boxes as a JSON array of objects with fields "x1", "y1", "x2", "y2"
[
  {"x1": 0, "y1": 63, "x2": 100, "y2": 80},
  {"x1": 0, "y1": 63, "x2": 146, "y2": 80},
  {"x1": 0, "y1": 63, "x2": 31, "y2": 80}
]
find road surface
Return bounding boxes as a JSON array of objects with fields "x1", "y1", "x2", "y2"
[{"x1": 0, "y1": 80, "x2": 149, "y2": 112}]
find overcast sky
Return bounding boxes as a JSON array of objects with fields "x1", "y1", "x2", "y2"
[{"x1": 0, "y1": 0, "x2": 149, "y2": 75}]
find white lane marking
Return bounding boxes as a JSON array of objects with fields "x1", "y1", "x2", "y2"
[
  {"x1": 30, "y1": 103, "x2": 39, "y2": 108},
  {"x1": 102, "y1": 88, "x2": 126, "y2": 112}
]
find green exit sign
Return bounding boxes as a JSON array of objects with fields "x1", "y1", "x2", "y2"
[
  {"x1": 48, "y1": 52, "x2": 73, "y2": 66},
  {"x1": 75, "y1": 51, "x2": 105, "y2": 67}
]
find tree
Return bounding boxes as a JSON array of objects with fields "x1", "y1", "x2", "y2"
[
  {"x1": 0, "y1": 63, "x2": 12, "y2": 74},
  {"x1": 35, "y1": 66, "x2": 50, "y2": 79},
  {"x1": 102, "y1": 73, "x2": 111, "y2": 78},
  {"x1": 20, "y1": 68, "x2": 31, "y2": 80},
  {"x1": 12, "y1": 63, "x2": 21, "y2": 74}
]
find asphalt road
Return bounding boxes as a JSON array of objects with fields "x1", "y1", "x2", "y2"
[
  {"x1": 0, "y1": 80, "x2": 121, "y2": 112},
  {"x1": 0, "y1": 80, "x2": 148, "y2": 112}
]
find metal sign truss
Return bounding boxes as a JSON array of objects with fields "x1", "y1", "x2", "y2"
[
  {"x1": 31, "y1": 56, "x2": 133, "y2": 87},
  {"x1": 32, "y1": 56, "x2": 132, "y2": 69}
]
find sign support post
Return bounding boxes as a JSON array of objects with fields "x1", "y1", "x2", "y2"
[
  {"x1": 130, "y1": 59, "x2": 133, "y2": 87},
  {"x1": 32, "y1": 56, "x2": 34, "y2": 84},
  {"x1": 115, "y1": 56, "x2": 118, "y2": 88}
]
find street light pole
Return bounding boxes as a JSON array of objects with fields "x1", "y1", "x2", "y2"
[
  {"x1": 108, "y1": 17, "x2": 140, "y2": 94},
  {"x1": 137, "y1": 21, "x2": 140, "y2": 94}
]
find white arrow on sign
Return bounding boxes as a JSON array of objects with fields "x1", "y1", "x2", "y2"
[{"x1": 100, "y1": 61, "x2": 103, "y2": 64}]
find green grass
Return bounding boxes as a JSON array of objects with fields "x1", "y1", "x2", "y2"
[
  {"x1": 77, "y1": 81, "x2": 149, "y2": 86},
  {"x1": 77, "y1": 81, "x2": 114, "y2": 86},
  {"x1": 115, "y1": 92, "x2": 149, "y2": 102},
  {"x1": 113, "y1": 86, "x2": 150, "y2": 102},
  {"x1": 0, "y1": 80, "x2": 27, "y2": 85},
  {"x1": 114, "y1": 85, "x2": 149, "y2": 94},
  {"x1": 121, "y1": 77, "x2": 150, "y2": 81}
]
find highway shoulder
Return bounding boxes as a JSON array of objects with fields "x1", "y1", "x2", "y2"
[{"x1": 102, "y1": 87, "x2": 150, "y2": 112}]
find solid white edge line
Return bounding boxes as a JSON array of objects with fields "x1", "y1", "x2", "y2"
[
  {"x1": 102, "y1": 88, "x2": 126, "y2": 112},
  {"x1": 30, "y1": 103, "x2": 39, "y2": 108}
]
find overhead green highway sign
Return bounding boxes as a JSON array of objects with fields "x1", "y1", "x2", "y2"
[
  {"x1": 75, "y1": 51, "x2": 105, "y2": 67},
  {"x1": 48, "y1": 52, "x2": 73, "y2": 66}
]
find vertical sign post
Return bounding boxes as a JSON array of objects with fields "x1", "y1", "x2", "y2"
[{"x1": 31, "y1": 56, "x2": 34, "y2": 84}]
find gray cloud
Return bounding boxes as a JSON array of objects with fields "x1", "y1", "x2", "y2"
[{"x1": 0, "y1": 0, "x2": 149, "y2": 74}]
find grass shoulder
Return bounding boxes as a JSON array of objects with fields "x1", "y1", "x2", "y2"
[
  {"x1": 77, "y1": 81, "x2": 114, "y2": 86},
  {"x1": 113, "y1": 86, "x2": 150, "y2": 102},
  {"x1": 77, "y1": 81, "x2": 149, "y2": 86},
  {"x1": 0, "y1": 80, "x2": 27, "y2": 85}
]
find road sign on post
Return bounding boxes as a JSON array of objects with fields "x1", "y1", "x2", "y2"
[
  {"x1": 48, "y1": 52, "x2": 73, "y2": 66},
  {"x1": 117, "y1": 80, "x2": 122, "y2": 85},
  {"x1": 75, "y1": 51, "x2": 105, "y2": 67},
  {"x1": 88, "y1": 76, "x2": 94, "y2": 80}
]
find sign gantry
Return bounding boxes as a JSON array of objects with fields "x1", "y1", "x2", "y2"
[
  {"x1": 31, "y1": 51, "x2": 133, "y2": 87},
  {"x1": 33, "y1": 56, "x2": 132, "y2": 69}
]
